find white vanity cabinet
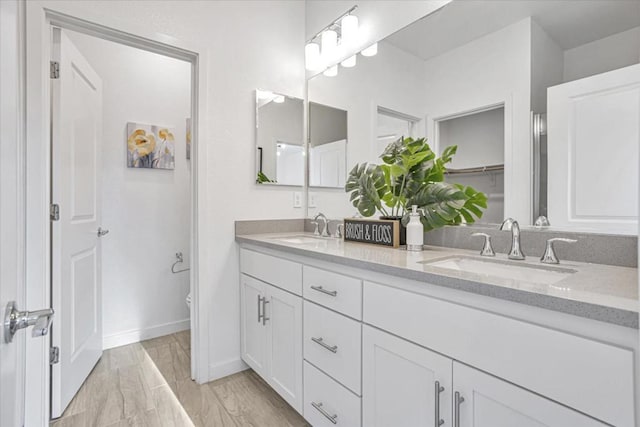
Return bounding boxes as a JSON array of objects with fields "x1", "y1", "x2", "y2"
[
  {"x1": 238, "y1": 245, "x2": 637, "y2": 427},
  {"x1": 362, "y1": 325, "x2": 452, "y2": 427},
  {"x1": 453, "y1": 363, "x2": 607, "y2": 427},
  {"x1": 240, "y1": 250, "x2": 303, "y2": 413}
]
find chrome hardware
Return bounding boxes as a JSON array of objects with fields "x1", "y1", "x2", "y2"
[
  {"x1": 541, "y1": 237, "x2": 577, "y2": 264},
  {"x1": 257, "y1": 295, "x2": 264, "y2": 324},
  {"x1": 454, "y1": 391, "x2": 465, "y2": 427},
  {"x1": 310, "y1": 285, "x2": 338, "y2": 297},
  {"x1": 334, "y1": 223, "x2": 344, "y2": 239},
  {"x1": 50, "y1": 346, "x2": 60, "y2": 365},
  {"x1": 97, "y1": 227, "x2": 109, "y2": 237},
  {"x1": 311, "y1": 221, "x2": 320, "y2": 236},
  {"x1": 311, "y1": 336, "x2": 338, "y2": 353},
  {"x1": 314, "y1": 213, "x2": 330, "y2": 237},
  {"x1": 171, "y1": 252, "x2": 190, "y2": 274},
  {"x1": 4, "y1": 301, "x2": 55, "y2": 343},
  {"x1": 262, "y1": 298, "x2": 269, "y2": 325},
  {"x1": 500, "y1": 218, "x2": 525, "y2": 260},
  {"x1": 534, "y1": 215, "x2": 550, "y2": 227},
  {"x1": 50, "y1": 203, "x2": 60, "y2": 221},
  {"x1": 471, "y1": 232, "x2": 495, "y2": 257},
  {"x1": 434, "y1": 381, "x2": 444, "y2": 426},
  {"x1": 311, "y1": 402, "x2": 338, "y2": 424}
]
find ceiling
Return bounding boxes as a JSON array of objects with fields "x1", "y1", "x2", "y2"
[{"x1": 385, "y1": 0, "x2": 640, "y2": 61}]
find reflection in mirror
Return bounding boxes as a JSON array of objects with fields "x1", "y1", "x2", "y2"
[
  {"x1": 307, "y1": 0, "x2": 640, "y2": 234},
  {"x1": 309, "y1": 102, "x2": 347, "y2": 188},
  {"x1": 255, "y1": 90, "x2": 304, "y2": 186}
]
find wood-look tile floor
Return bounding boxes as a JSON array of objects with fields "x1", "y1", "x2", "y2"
[{"x1": 51, "y1": 331, "x2": 309, "y2": 427}]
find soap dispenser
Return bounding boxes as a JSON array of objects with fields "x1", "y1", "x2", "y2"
[{"x1": 406, "y1": 205, "x2": 424, "y2": 252}]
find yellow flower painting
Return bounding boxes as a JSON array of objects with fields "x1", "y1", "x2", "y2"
[{"x1": 126, "y1": 123, "x2": 175, "y2": 169}]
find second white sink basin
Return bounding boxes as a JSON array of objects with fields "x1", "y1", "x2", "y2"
[{"x1": 421, "y1": 256, "x2": 577, "y2": 285}]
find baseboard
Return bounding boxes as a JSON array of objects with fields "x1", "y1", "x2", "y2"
[
  {"x1": 103, "y1": 319, "x2": 190, "y2": 349},
  {"x1": 208, "y1": 358, "x2": 249, "y2": 381}
]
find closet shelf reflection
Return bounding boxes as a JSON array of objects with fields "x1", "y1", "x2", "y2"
[{"x1": 445, "y1": 164, "x2": 504, "y2": 175}]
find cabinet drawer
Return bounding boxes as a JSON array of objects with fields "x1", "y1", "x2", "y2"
[
  {"x1": 304, "y1": 361, "x2": 361, "y2": 427},
  {"x1": 240, "y1": 248, "x2": 302, "y2": 295},
  {"x1": 303, "y1": 266, "x2": 362, "y2": 319},
  {"x1": 304, "y1": 301, "x2": 361, "y2": 394},
  {"x1": 363, "y1": 281, "x2": 635, "y2": 427}
]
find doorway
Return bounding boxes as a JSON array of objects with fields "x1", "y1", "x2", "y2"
[{"x1": 50, "y1": 27, "x2": 194, "y2": 419}]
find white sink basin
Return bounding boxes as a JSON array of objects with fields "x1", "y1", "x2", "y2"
[
  {"x1": 421, "y1": 256, "x2": 577, "y2": 285},
  {"x1": 269, "y1": 235, "x2": 330, "y2": 245}
]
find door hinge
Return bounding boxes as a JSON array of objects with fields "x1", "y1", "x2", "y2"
[
  {"x1": 50, "y1": 346, "x2": 60, "y2": 365},
  {"x1": 50, "y1": 61, "x2": 60, "y2": 79},
  {"x1": 50, "y1": 203, "x2": 60, "y2": 221}
]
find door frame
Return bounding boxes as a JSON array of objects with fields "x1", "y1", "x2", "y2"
[{"x1": 24, "y1": 5, "x2": 210, "y2": 425}]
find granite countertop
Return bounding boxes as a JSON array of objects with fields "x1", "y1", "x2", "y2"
[{"x1": 236, "y1": 232, "x2": 639, "y2": 329}]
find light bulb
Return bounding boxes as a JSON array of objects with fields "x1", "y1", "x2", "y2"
[
  {"x1": 305, "y1": 43, "x2": 320, "y2": 71},
  {"x1": 321, "y1": 30, "x2": 338, "y2": 59},
  {"x1": 341, "y1": 15, "x2": 359, "y2": 45},
  {"x1": 323, "y1": 65, "x2": 338, "y2": 77},
  {"x1": 361, "y1": 43, "x2": 378, "y2": 57},
  {"x1": 341, "y1": 55, "x2": 356, "y2": 68}
]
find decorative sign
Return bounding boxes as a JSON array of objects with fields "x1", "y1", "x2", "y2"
[{"x1": 343, "y1": 218, "x2": 400, "y2": 248}]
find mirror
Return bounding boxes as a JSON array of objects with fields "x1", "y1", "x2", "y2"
[
  {"x1": 255, "y1": 90, "x2": 304, "y2": 186},
  {"x1": 307, "y1": 0, "x2": 640, "y2": 234},
  {"x1": 309, "y1": 102, "x2": 347, "y2": 188}
]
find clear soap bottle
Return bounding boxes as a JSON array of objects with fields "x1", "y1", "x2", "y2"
[{"x1": 406, "y1": 205, "x2": 424, "y2": 252}]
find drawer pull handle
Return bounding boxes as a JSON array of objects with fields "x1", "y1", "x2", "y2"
[
  {"x1": 257, "y1": 295, "x2": 263, "y2": 324},
  {"x1": 310, "y1": 285, "x2": 338, "y2": 297},
  {"x1": 454, "y1": 391, "x2": 465, "y2": 427},
  {"x1": 311, "y1": 401, "x2": 338, "y2": 424},
  {"x1": 311, "y1": 337, "x2": 338, "y2": 353},
  {"x1": 434, "y1": 381, "x2": 444, "y2": 426}
]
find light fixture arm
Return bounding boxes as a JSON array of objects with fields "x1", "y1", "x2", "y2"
[{"x1": 306, "y1": 5, "x2": 359, "y2": 44}]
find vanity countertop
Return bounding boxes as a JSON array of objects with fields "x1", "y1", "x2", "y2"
[{"x1": 236, "y1": 232, "x2": 639, "y2": 328}]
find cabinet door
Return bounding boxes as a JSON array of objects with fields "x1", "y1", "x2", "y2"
[
  {"x1": 240, "y1": 274, "x2": 266, "y2": 375},
  {"x1": 363, "y1": 325, "x2": 452, "y2": 427},
  {"x1": 265, "y1": 284, "x2": 303, "y2": 413},
  {"x1": 453, "y1": 363, "x2": 607, "y2": 427}
]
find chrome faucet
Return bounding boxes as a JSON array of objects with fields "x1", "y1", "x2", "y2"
[
  {"x1": 313, "y1": 213, "x2": 330, "y2": 237},
  {"x1": 500, "y1": 218, "x2": 525, "y2": 260}
]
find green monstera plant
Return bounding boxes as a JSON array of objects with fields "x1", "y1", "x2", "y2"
[{"x1": 345, "y1": 137, "x2": 487, "y2": 231}]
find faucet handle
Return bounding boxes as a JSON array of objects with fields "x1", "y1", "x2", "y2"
[
  {"x1": 311, "y1": 221, "x2": 320, "y2": 236},
  {"x1": 541, "y1": 238, "x2": 577, "y2": 264},
  {"x1": 471, "y1": 233, "x2": 495, "y2": 257}
]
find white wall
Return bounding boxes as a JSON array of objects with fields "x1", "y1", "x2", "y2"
[
  {"x1": 530, "y1": 20, "x2": 564, "y2": 114},
  {"x1": 423, "y1": 18, "x2": 533, "y2": 223},
  {"x1": 564, "y1": 26, "x2": 640, "y2": 83},
  {"x1": 67, "y1": 31, "x2": 192, "y2": 348},
  {"x1": 305, "y1": 0, "x2": 450, "y2": 76},
  {"x1": 308, "y1": 40, "x2": 427, "y2": 218},
  {"x1": 26, "y1": 0, "x2": 306, "y2": 388}
]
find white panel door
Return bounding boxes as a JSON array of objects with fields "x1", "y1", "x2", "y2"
[
  {"x1": 265, "y1": 284, "x2": 302, "y2": 413},
  {"x1": 0, "y1": 1, "x2": 25, "y2": 425},
  {"x1": 547, "y1": 64, "x2": 640, "y2": 234},
  {"x1": 362, "y1": 325, "x2": 452, "y2": 427},
  {"x1": 453, "y1": 363, "x2": 607, "y2": 427},
  {"x1": 240, "y1": 274, "x2": 267, "y2": 374},
  {"x1": 51, "y1": 29, "x2": 104, "y2": 418}
]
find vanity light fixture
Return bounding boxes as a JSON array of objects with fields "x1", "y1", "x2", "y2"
[
  {"x1": 321, "y1": 29, "x2": 338, "y2": 60},
  {"x1": 341, "y1": 55, "x2": 357, "y2": 68},
  {"x1": 361, "y1": 43, "x2": 378, "y2": 57},
  {"x1": 323, "y1": 65, "x2": 338, "y2": 77},
  {"x1": 341, "y1": 14, "x2": 359, "y2": 45},
  {"x1": 305, "y1": 43, "x2": 320, "y2": 71}
]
